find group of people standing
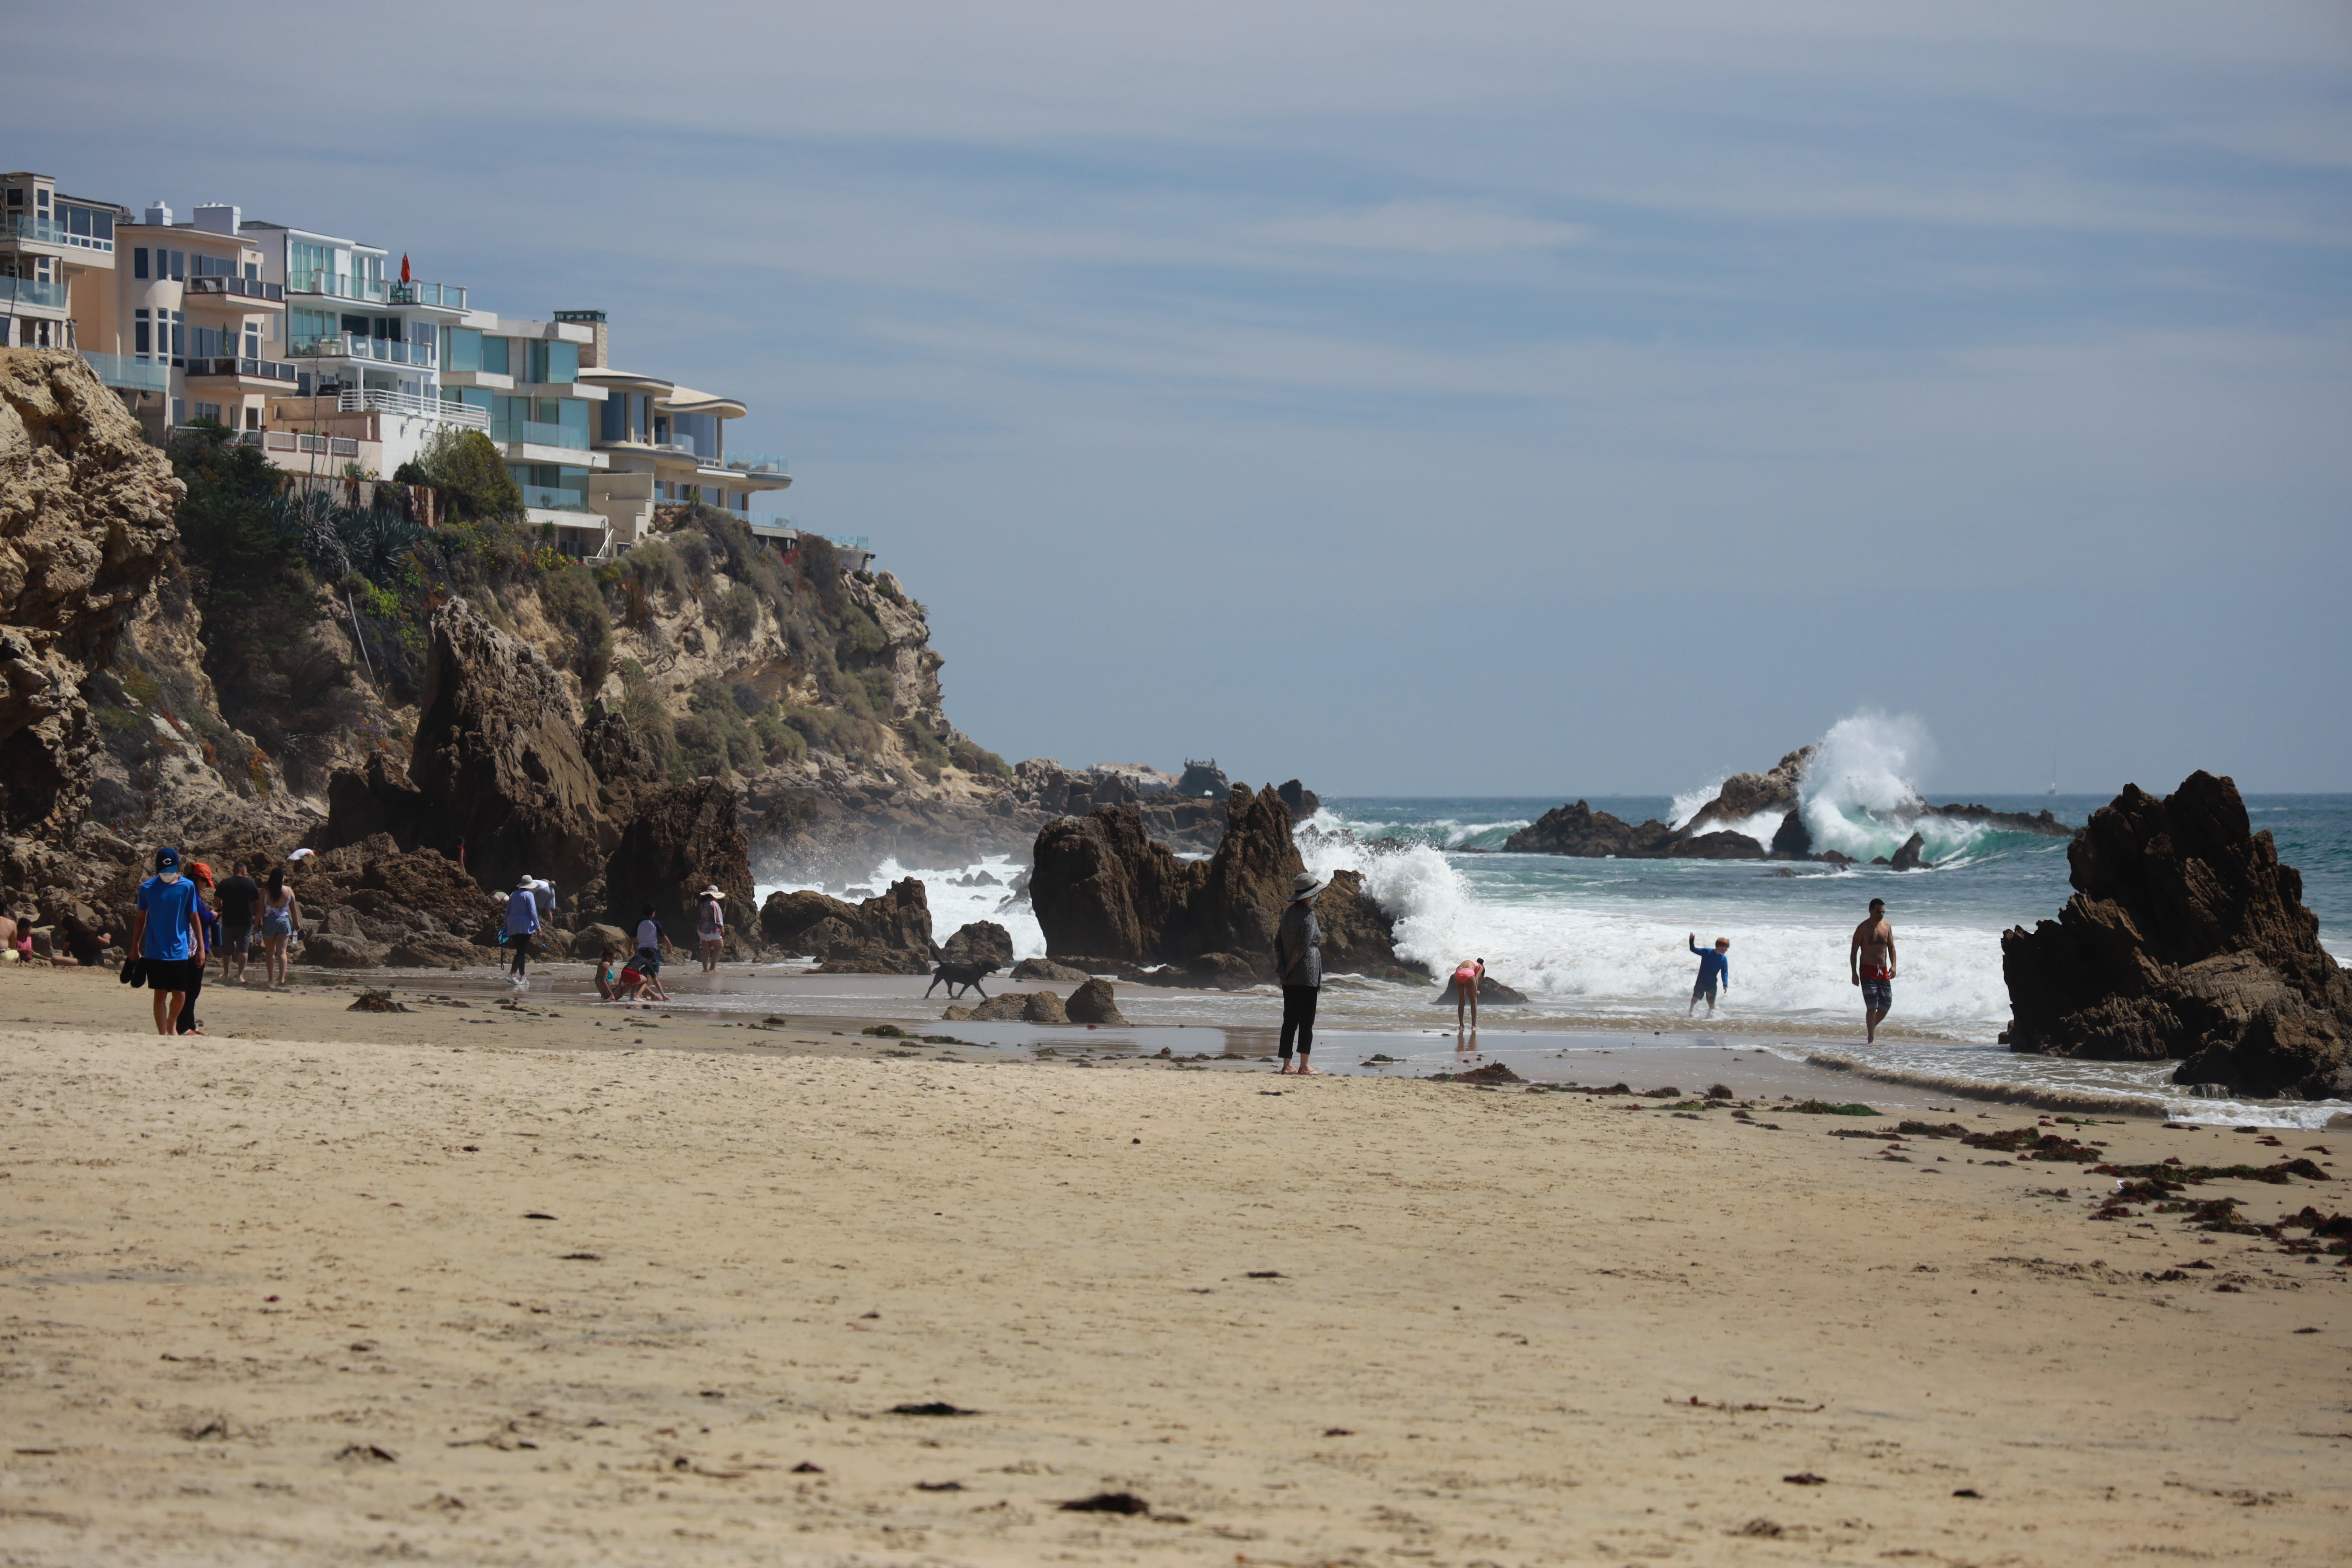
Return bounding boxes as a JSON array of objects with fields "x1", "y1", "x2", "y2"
[{"x1": 120, "y1": 848, "x2": 301, "y2": 1035}]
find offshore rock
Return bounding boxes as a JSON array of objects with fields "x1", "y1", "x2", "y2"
[
  {"x1": 1666, "y1": 830, "x2": 1767, "y2": 861},
  {"x1": 1277, "y1": 779, "x2": 1321, "y2": 821},
  {"x1": 760, "y1": 877, "x2": 938, "y2": 973},
  {"x1": 1502, "y1": 801, "x2": 1676, "y2": 858},
  {"x1": 1312, "y1": 868, "x2": 1412, "y2": 978},
  {"x1": 0, "y1": 349, "x2": 183, "y2": 834},
  {"x1": 1769, "y1": 810, "x2": 1812, "y2": 859},
  {"x1": 1889, "y1": 832, "x2": 1930, "y2": 873},
  {"x1": 1031, "y1": 783, "x2": 1386, "y2": 981},
  {"x1": 1684, "y1": 747, "x2": 1814, "y2": 835},
  {"x1": 1176, "y1": 759, "x2": 1231, "y2": 798},
  {"x1": 941, "y1": 920, "x2": 1014, "y2": 968},
  {"x1": 2001, "y1": 771, "x2": 2352, "y2": 1099},
  {"x1": 411, "y1": 597, "x2": 609, "y2": 892},
  {"x1": 1065, "y1": 977, "x2": 1127, "y2": 1025},
  {"x1": 600, "y1": 779, "x2": 755, "y2": 952},
  {"x1": 1012, "y1": 956, "x2": 1095, "y2": 982}
]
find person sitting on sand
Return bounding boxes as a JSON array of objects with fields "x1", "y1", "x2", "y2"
[
  {"x1": 1273, "y1": 872, "x2": 1326, "y2": 1075},
  {"x1": 1451, "y1": 958, "x2": 1485, "y2": 1031},
  {"x1": 1688, "y1": 934, "x2": 1730, "y2": 1017},
  {"x1": 1850, "y1": 898, "x2": 1897, "y2": 1044},
  {"x1": 593, "y1": 945, "x2": 624, "y2": 1002},
  {"x1": 0, "y1": 903, "x2": 20, "y2": 962},
  {"x1": 50, "y1": 914, "x2": 113, "y2": 968}
]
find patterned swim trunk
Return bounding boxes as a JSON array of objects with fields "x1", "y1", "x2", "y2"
[{"x1": 1861, "y1": 977, "x2": 1893, "y2": 1012}]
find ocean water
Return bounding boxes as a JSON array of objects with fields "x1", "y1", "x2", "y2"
[{"x1": 752, "y1": 731, "x2": 2350, "y2": 1126}]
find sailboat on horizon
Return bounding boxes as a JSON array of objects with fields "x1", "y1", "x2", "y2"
[{"x1": 2047, "y1": 756, "x2": 2058, "y2": 797}]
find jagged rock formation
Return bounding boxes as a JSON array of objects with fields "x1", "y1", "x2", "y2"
[
  {"x1": 1175, "y1": 759, "x2": 1230, "y2": 797},
  {"x1": 1278, "y1": 779, "x2": 1320, "y2": 821},
  {"x1": 1684, "y1": 747, "x2": 1814, "y2": 835},
  {"x1": 1031, "y1": 782, "x2": 1411, "y2": 983},
  {"x1": 758, "y1": 877, "x2": 939, "y2": 973},
  {"x1": 598, "y1": 778, "x2": 755, "y2": 953},
  {"x1": 411, "y1": 596, "x2": 610, "y2": 892},
  {"x1": 941, "y1": 920, "x2": 1014, "y2": 968},
  {"x1": 0, "y1": 350, "x2": 182, "y2": 837},
  {"x1": 2000, "y1": 771, "x2": 2352, "y2": 1100},
  {"x1": 1889, "y1": 832, "x2": 1929, "y2": 872}
]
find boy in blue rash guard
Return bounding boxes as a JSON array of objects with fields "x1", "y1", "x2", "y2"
[{"x1": 1688, "y1": 933, "x2": 1730, "y2": 1017}]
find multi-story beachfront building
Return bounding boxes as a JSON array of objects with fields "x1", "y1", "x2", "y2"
[
  {"x1": 428, "y1": 309, "x2": 610, "y2": 545},
  {"x1": 101, "y1": 203, "x2": 296, "y2": 438},
  {"x1": 564, "y1": 309, "x2": 791, "y2": 553},
  {"x1": 2, "y1": 170, "x2": 172, "y2": 419}
]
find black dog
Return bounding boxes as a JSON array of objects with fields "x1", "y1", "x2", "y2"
[{"x1": 924, "y1": 960, "x2": 999, "y2": 999}]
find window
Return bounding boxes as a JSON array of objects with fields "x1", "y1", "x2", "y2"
[
  {"x1": 35, "y1": 188, "x2": 49, "y2": 209},
  {"x1": 245, "y1": 324, "x2": 260, "y2": 358},
  {"x1": 246, "y1": 406, "x2": 260, "y2": 431},
  {"x1": 133, "y1": 246, "x2": 148, "y2": 279},
  {"x1": 479, "y1": 335, "x2": 509, "y2": 374},
  {"x1": 192, "y1": 401, "x2": 223, "y2": 425},
  {"x1": 442, "y1": 326, "x2": 481, "y2": 373},
  {"x1": 3, "y1": 189, "x2": 18, "y2": 208},
  {"x1": 289, "y1": 307, "x2": 334, "y2": 350},
  {"x1": 34, "y1": 320, "x2": 50, "y2": 347},
  {"x1": 601, "y1": 393, "x2": 627, "y2": 443},
  {"x1": 134, "y1": 310, "x2": 150, "y2": 356},
  {"x1": 173, "y1": 398, "x2": 185, "y2": 425},
  {"x1": 528, "y1": 340, "x2": 579, "y2": 384},
  {"x1": 65, "y1": 204, "x2": 90, "y2": 237},
  {"x1": 171, "y1": 312, "x2": 184, "y2": 359},
  {"x1": 243, "y1": 258, "x2": 258, "y2": 281},
  {"x1": 92, "y1": 210, "x2": 112, "y2": 241},
  {"x1": 289, "y1": 239, "x2": 327, "y2": 288},
  {"x1": 168, "y1": 250, "x2": 186, "y2": 281}
]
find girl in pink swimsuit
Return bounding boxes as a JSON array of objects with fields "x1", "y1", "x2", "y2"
[{"x1": 1452, "y1": 958, "x2": 1485, "y2": 1031}]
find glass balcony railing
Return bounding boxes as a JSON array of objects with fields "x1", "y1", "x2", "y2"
[
  {"x1": 287, "y1": 332, "x2": 436, "y2": 365},
  {"x1": 495, "y1": 419, "x2": 588, "y2": 451},
  {"x1": 388, "y1": 279, "x2": 467, "y2": 309},
  {"x1": 0, "y1": 212, "x2": 110, "y2": 252},
  {"x1": 76, "y1": 351, "x2": 170, "y2": 393},
  {"x1": 184, "y1": 274, "x2": 286, "y2": 303},
  {"x1": 287, "y1": 269, "x2": 389, "y2": 303},
  {"x1": 717, "y1": 451, "x2": 788, "y2": 475},
  {"x1": 520, "y1": 484, "x2": 593, "y2": 513},
  {"x1": 0, "y1": 274, "x2": 64, "y2": 309},
  {"x1": 185, "y1": 356, "x2": 298, "y2": 383}
]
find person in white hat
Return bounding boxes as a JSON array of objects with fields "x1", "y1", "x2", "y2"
[
  {"x1": 1272, "y1": 871, "x2": 1327, "y2": 1074},
  {"x1": 502, "y1": 874, "x2": 542, "y2": 990},
  {"x1": 695, "y1": 885, "x2": 727, "y2": 974}
]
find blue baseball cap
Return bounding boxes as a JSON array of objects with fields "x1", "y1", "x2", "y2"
[{"x1": 155, "y1": 846, "x2": 182, "y2": 871}]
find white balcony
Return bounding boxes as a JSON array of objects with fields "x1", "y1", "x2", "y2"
[{"x1": 337, "y1": 387, "x2": 489, "y2": 430}]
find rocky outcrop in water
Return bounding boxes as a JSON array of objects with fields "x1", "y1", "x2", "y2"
[
  {"x1": 1031, "y1": 782, "x2": 1411, "y2": 982},
  {"x1": 1502, "y1": 801, "x2": 1675, "y2": 857},
  {"x1": 941, "y1": 920, "x2": 1014, "y2": 968},
  {"x1": 411, "y1": 596, "x2": 609, "y2": 892},
  {"x1": 1684, "y1": 747, "x2": 1814, "y2": 835},
  {"x1": 0, "y1": 350, "x2": 182, "y2": 837},
  {"x1": 2000, "y1": 771, "x2": 2352, "y2": 1100},
  {"x1": 759, "y1": 876, "x2": 938, "y2": 973},
  {"x1": 1889, "y1": 832, "x2": 1929, "y2": 872}
]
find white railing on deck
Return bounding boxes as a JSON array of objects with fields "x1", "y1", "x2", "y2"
[{"x1": 336, "y1": 387, "x2": 490, "y2": 428}]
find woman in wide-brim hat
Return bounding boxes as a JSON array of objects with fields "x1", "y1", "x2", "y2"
[
  {"x1": 1274, "y1": 871, "x2": 1327, "y2": 1073},
  {"x1": 696, "y1": 885, "x2": 727, "y2": 974}
]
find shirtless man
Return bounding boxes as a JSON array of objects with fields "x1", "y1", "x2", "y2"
[{"x1": 1849, "y1": 897, "x2": 1897, "y2": 1044}]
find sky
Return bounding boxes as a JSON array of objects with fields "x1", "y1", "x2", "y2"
[{"x1": 10, "y1": 1, "x2": 2349, "y2": 797}]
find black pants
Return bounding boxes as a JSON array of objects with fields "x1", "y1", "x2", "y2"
[
  {"x1": 1279, "y1": 984, "x2": 1319, "y2": 1059},
  {"x1": 509, "y1": 939, "x2": 530, "y2": 977},
  {"x1": 176, "y1": 961, "x2": 203, "y2": 1034}
]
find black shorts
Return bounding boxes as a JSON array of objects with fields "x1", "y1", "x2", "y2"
[
  {"x1": 222, "y1": 925, "x2": 251, "y2": 953},
  {"x1": 146, "y1": 957, "x2": 204, "y2": 994}
]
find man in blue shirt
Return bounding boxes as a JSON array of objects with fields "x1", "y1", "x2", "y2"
[
  {"x1": 503, "y1": 875, "x2": 542, "y2": 989},
  {"x1": 132, "y1": 847, "x2": 209, "y2": 1036},
  {"x1": 1688, "y1": 933, "x2": 1730, "y2": 1018}
]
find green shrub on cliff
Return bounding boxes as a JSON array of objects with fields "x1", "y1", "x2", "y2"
[
  {"x1": 414, "y1": 428, "x2": 523, "y2": 524},
  {"x1": 537, "y1": 560, "x2": 614, "y2": 692}
]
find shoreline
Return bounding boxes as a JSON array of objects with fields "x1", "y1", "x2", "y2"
[
  {"x1": 0, "y1": 965, "x2": 2345, "y2": 1566},
  {"x1": 9, "y1": 960, "x2": 2346, "y2": 1128}
]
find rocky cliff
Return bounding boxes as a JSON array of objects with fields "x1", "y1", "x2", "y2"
[
  {"x1": 0, "y1": 350, "x2": 181, "y2": 841},
  {"x1": 2000, "y1": 771, "x2": 2352, "y2": 1100}
]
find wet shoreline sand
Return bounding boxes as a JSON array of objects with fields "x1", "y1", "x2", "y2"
[{"x1": 2, "y1": 964, "x2": 2347, "y2": 1565}]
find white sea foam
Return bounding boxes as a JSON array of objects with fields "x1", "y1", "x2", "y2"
[
  {"x1": 756, "y1": 854, "x2": 1047, "y2": 961},
  {"x1": 1668, "y1": 775, "x2": 1729, "y2": 831},
  {"x1": 1796, "y1": 711, "x2": 1977, "y2": 861}
]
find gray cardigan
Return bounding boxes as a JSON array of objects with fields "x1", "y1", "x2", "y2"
[{"x1": 1274, "y1": 901, "x2": 1323, "y2": 988}]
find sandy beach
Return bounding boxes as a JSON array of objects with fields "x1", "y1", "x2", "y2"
[{"x1": 1, "y1": 965, "x2": 2346, "y2": 1566}]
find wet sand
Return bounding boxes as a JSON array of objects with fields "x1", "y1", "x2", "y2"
[{"x1": 1, "y1": 964, "x2": 2346, "y2": 1566}]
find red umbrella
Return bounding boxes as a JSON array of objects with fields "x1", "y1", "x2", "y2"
[{"x1": 400, "y1": 253, "x2": 412, "y2": 283}]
